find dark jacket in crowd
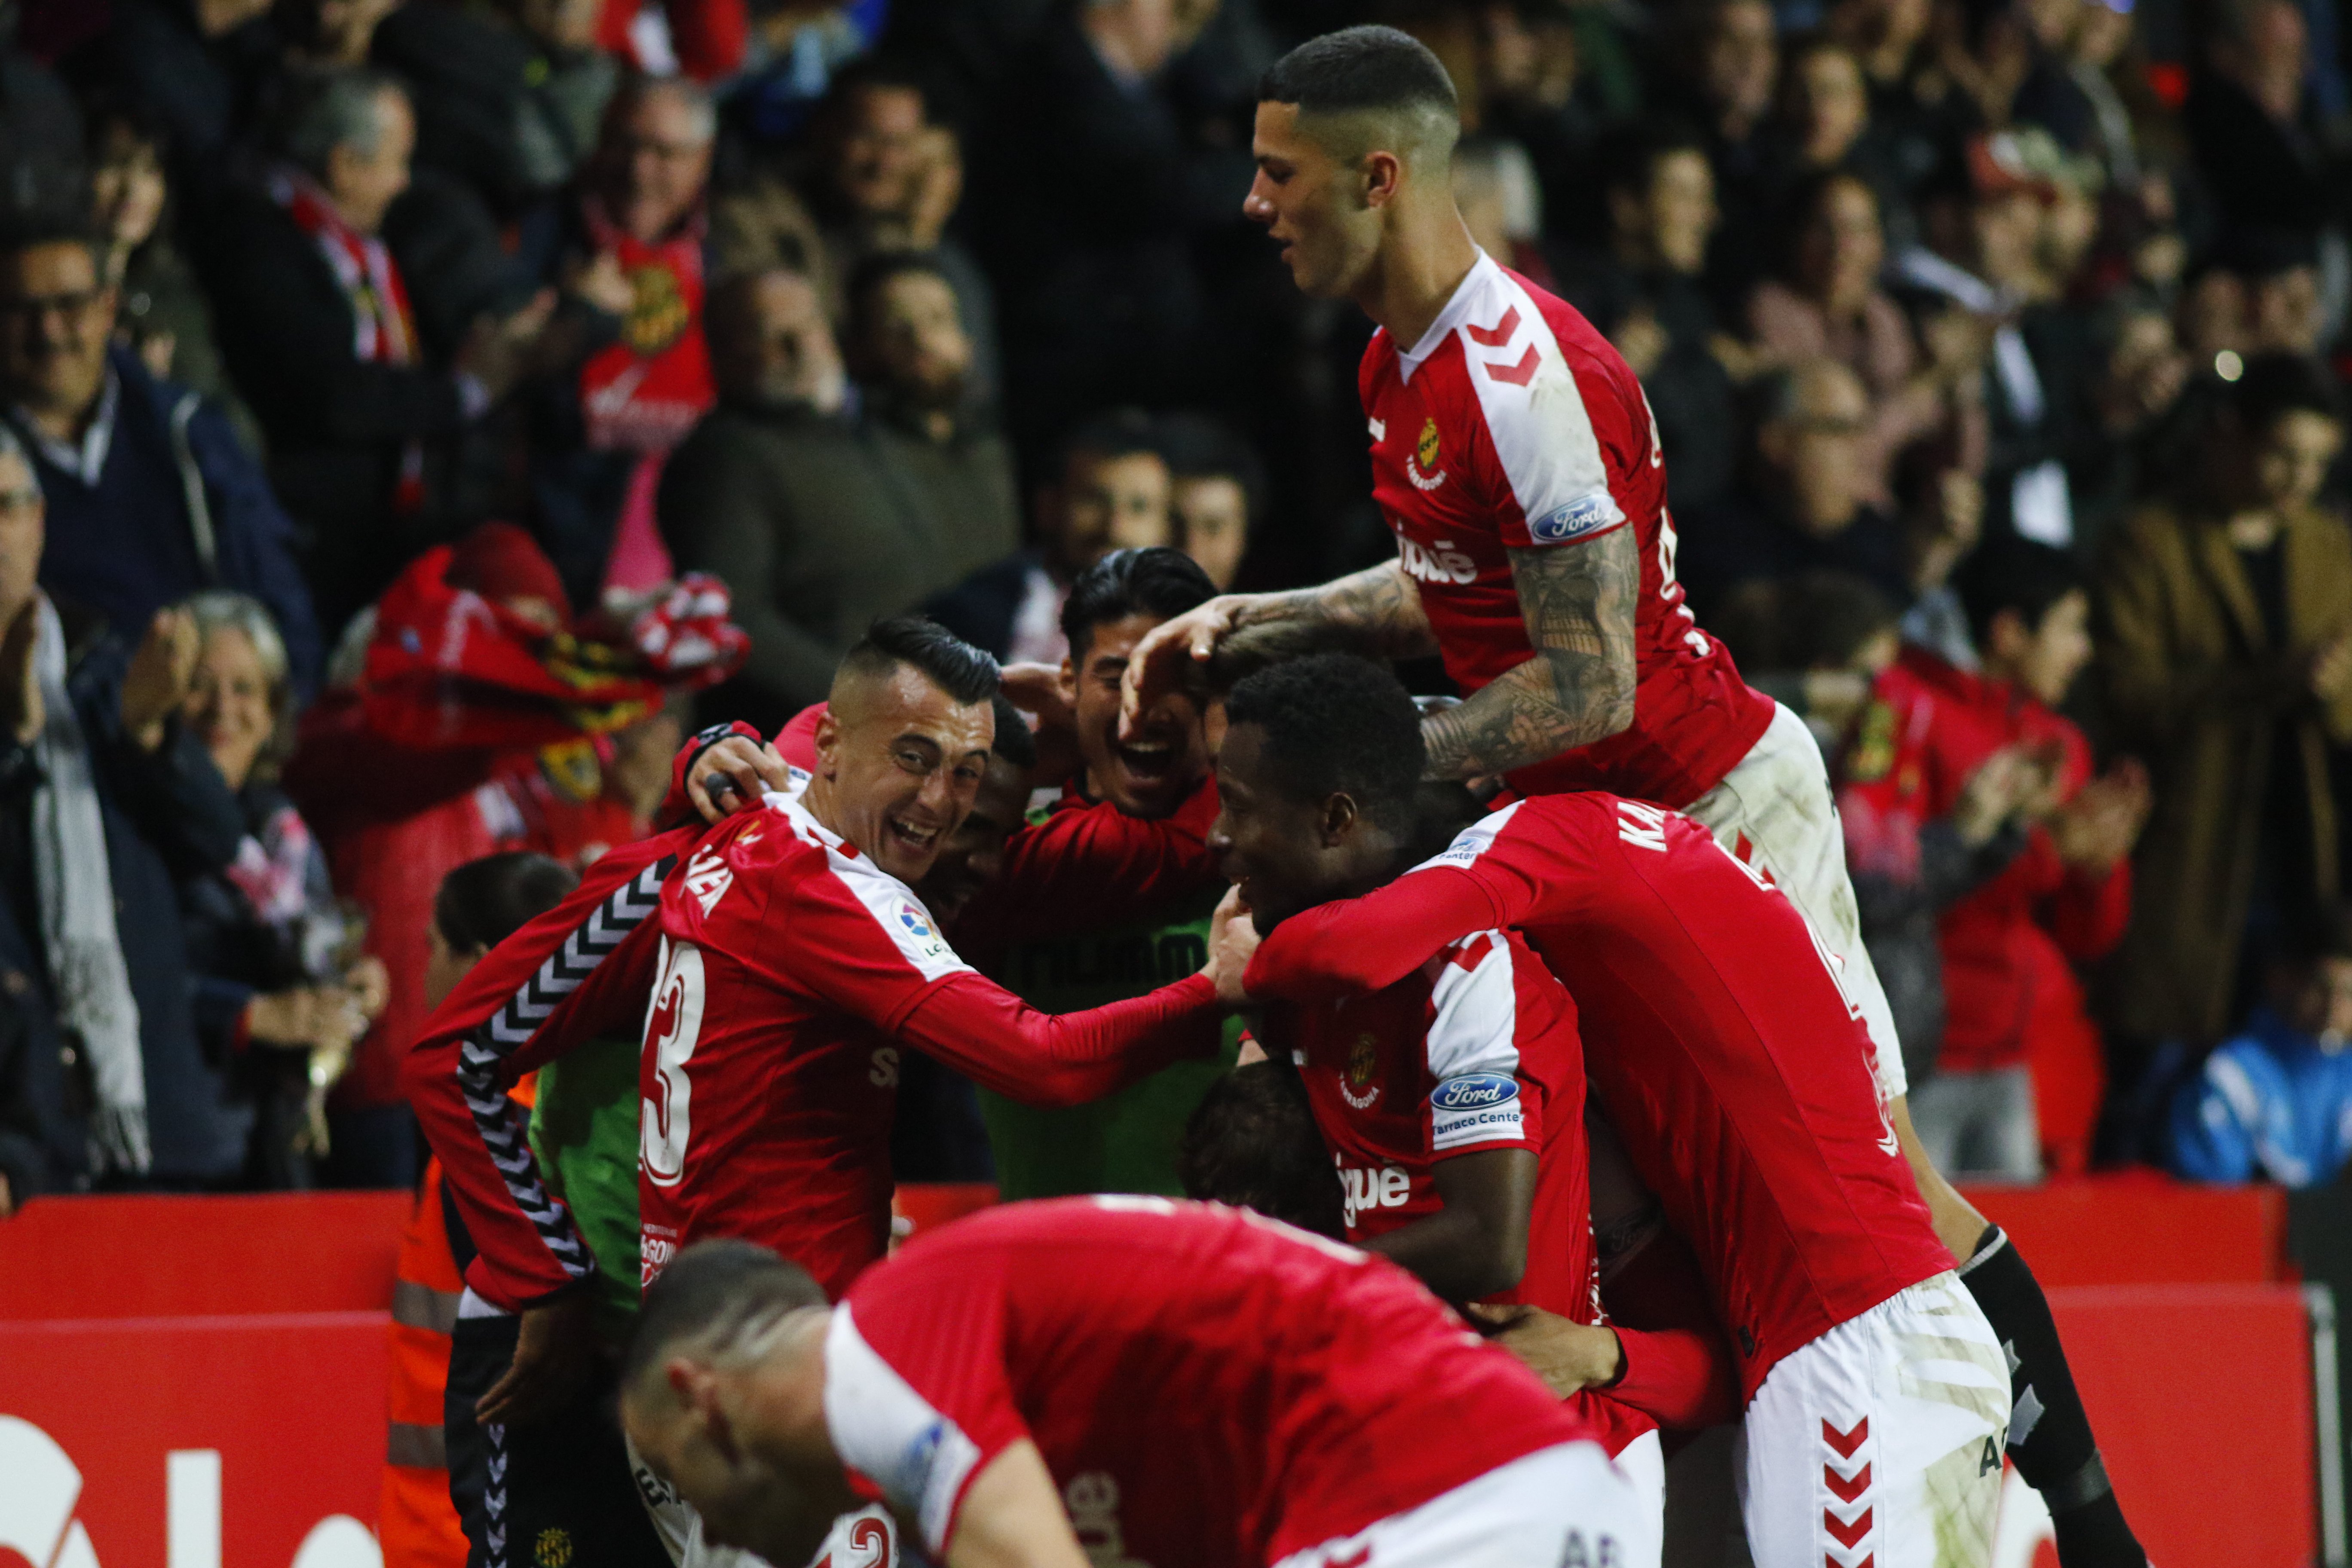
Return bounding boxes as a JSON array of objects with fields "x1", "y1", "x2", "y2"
[
  {"x1": 925, "y1": 548, "x2": 1050, "y2": 664},
  {"x1": 1676, "y1": 490, "x2": 1911, "y2": 609},
  {"x1": 1553, "y1": 249, "x2": 1739, "y2": 512},
  {"x1": 14, "y1": 343, "x2": 322, "y2": 696},
  {"x1": 0, "y1": 600, "x2": 248, "y2": 1191},
  {"x1": 202, "y1": 184, "x2": 481, "y2": 636},
  {"x1": 658, "y1": 399, "x2": 1014, "y2": 733},
  {"x1": 2186, "y1": 70, "x2": 2339, "y2": 241}
]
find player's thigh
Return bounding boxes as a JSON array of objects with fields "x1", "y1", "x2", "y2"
[
  {"x1": 1738, "y1": 1276, "x2": 2009, "y2": 1568},
  {"x1": 1615, "y1": 1429, "x2": 1666, "y2": 1568},
  {"x1": 1681, "y1": 704, "x2": 1905, "y2": 1098},
  {"x1": 1275, "y1": 1442, "x2": 1643, "y2": 1568}
]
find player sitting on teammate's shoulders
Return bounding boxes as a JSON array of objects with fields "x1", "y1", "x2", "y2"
[
  {"x1": 1882, "y1": 540, "x2": 2149, "y2": 1180},
  {"x1": 622, "y1": 1201, "x2": 1645, "y2": 1568},
  {"x1": 2170, "y1": 908, "x2": 2352, "y2": 1188}
]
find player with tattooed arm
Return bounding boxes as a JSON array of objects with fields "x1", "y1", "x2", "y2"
[{"x1": 1121, "y1": 29, "x2": 2146, "y2": 1565}]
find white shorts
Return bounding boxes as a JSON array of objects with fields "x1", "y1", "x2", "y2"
[
  {"x1": 1275, "y1": 1441, "x2": 1644, "y2": 1568},
  {"x1": 1683, "y1": 702, "x2": 1908, "y2": 1099},
  {"x1": 1736, "y1": 1272, "x2": 2010, "y2": 1568},
  {"x1": 626, "y1": 1433, "x2": 895, "y2": 1568}
]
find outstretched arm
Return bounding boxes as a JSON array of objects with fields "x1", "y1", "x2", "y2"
[
  {"x1": 941, "y1": 1441, "x2": 1093, "y2": 1568},
  {"x1": 899, "y1": 970, "x2": 1223, "y2": 1108},
  {"x1": 1418, "y1": 532, "x2": 1639, "y2": 781},
  {"x1": 1118, "y1": 560, "x2": 1433, "y2": 734}
]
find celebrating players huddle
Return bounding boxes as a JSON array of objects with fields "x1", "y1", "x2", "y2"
[{"x1": 403, "y1": 22, "x2": 2150, "y2": 1568}]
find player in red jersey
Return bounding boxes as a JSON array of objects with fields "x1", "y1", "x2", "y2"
[
  {"x1": 1124, "y1": 29, "x2": 2145, "y2": 1565},
  {"x1": 621, "y1": 1199, "x2": 1642, "y2": 1568},
  {"x1": 1200, "y1": 656, "x2": 1744, "y2": 1567},
  {"x1": 1229, "y1": 686, "x2": 2009, "y2": 1568}
]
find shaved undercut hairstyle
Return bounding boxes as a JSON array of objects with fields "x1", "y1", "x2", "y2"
[
  {"x1": 836, "y1": 615, "x2": 1000, "y2": 707},
  {"x1": 622, "y1": 1240, "x2": 827, "y2": 1409},
  {"x1": 1223, "y1": 654, "x2": 1426, "y2": 831},
  {"x1": 1258, "y1": 26, "x2": 1461, "y2": 162}
]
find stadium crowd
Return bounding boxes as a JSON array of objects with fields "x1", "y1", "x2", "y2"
[{"x1": 0, "y1": 0, "x2": 2347, "y2": 1561}]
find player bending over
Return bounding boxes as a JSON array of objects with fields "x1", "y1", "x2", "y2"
[
  {"x1": 1236, "y1": 660, "x2": 2009, "y2": 1568},
  {"x1": 1123, "y1": 27, "x2": 2140, "y2": 1565},
  {"x1": 622, "y1": 1199, "x2": 1643, "y2": 1568}
]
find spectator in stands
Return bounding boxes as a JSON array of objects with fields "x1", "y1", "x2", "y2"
[
  {"x1": 1770, "y1": 37, "x2": 1910, "y2": 242},
  {"x1": 662, "y1": 269, "x2": 994, "y2": 733},
  {"x1": 2169, "y1": 909, "x2": 2352, "y2": 1187},
  {"x1": 86, "y1": 98, "x2": 249, "y2": 439},
  {"x1": 1553, "y1": 123, "x2": 1740, "y2": 512},
  {"x1": 96, "y1": 0, "x2": 273, "y2": 178},
  {"x1": 1663, "y1": 0, "x2": 1779, "y2": 306},
  {"x1": 1156, "y1": 411, "x2": 1262, "y2": 592},
  {"x1": 174, "y1": 591, "x2": 386, "y2": 1188},
  {"x1": 205, "y1": 68, "x2": 557, "y2": 637},
  {"x1": 0, "y1": 221, "x2": 323, "y2": 696},
  {"x1": 273, "y1": 0, "x2": 401, "y2": 68},
  {"x1": 1749, "y1": 171, "x2": 1987, "y2": 510},
  {"x1": 2187, "y1": 0, "x2": 2336, "y2": 248},
  {"x1": 1678, "y1": 358, "x2": 1912, "y2": 606},
  {"x1": 0, "y1": 423, "x2": 250, "y2": 1191},
  {"x1": 926, "y1": 408, "x2": 1173, "y2": 665},
  {"x1": 2101, "y1": 353, "x2": 2352, "y2": 1052},
  {"x1": 1905, "y1": 541, "x2": 2145, "y2": 1179},
  {"x1": 2069, "y1": 297, "x2": 2194, "y2": 550},
  {"x1": 1452, "y1": 135, "x2": 1552, "y2": 287},
  {"x1": 371, "y1": 0, "x2": 617, "y2": 224},
  {"x1": 526, "y1": 74, "x2": 721, "y2": 604},
  {"x1": 843, "y1": 252, "x2": 1020, "y2": 558}
]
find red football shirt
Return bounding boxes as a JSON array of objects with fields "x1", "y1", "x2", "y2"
[
  {"x1": 826, "y1": 1197, "x2": 1596, "y2": 1565},
  {"x1": 1245, "y1": 795, "x2": 1950, "y2": 1403},
  {"x1": 1268, "y1": 926, "x2": 1656, "y2": 1457},
  {"x1": 639, "y1": 793, "x2": 1221, "y2": 1295},
  {"x1": 1362, "y1": 251, "x2": 1772, "y2": 807}
]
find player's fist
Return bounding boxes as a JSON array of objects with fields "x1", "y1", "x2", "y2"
[
  {"x1": 1461, "y1": 1303, "x2": 1625, "y2": 1397},
  {"x1": 688, "y1": 735, "x2": 794, "y2": 823},
  {"x1": 1204, "y1": 885, "x2": 1260, "y2": 1008}
]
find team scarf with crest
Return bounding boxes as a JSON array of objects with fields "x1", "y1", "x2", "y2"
[
  {"x1": 269, "y1": 166, "x2": 428, "y2": 514},
  {"x1": 575, "y1": 194, "x2": 714, "y2": 457}
]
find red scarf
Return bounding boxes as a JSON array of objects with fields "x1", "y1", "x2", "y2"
[{"x1": 271, "y1": 166, "x2": 427, "y2": 514}]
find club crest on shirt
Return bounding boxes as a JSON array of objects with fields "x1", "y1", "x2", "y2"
[
  {"x1": 1528, "y1": 491, "x2": 1619, "y2": 544},
  {"x1": 1341, "y1": 1032, "x2": 1381, "y2": 1109},
  {"x1": 1407, "y1": 416, "x2": 1447, "y2": 492}
]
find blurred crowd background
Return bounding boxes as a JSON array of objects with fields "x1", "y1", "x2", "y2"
[{"x1": 1, "y1": 0, "x2": 2352, "y2": 1207}]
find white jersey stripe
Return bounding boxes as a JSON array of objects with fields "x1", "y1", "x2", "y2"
[{"x1": 1462, "y1": 263, "x2": 1625, "y2": 546}]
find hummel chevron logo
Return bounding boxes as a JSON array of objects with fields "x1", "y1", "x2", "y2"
[
  {"x1": 1822, "y1": 1416, "x2": 1868, "y2": 1458},
  {"x1": 1465, "y1": 306, "x2": 1519, "y2": 346},
  {"x1": 1824, "y1": 1461, "x2": 1869, "y2": 1503},
  {"x1": 1482, "y1": 343, "x2": 1539, "y2": 386},
  {"x1": 1824, "y1": 1507, "x2": 1872, "y2": 1550}
]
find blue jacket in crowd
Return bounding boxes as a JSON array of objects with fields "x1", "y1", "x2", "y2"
[
  {"x1": 2168, "y1": 1008, "x2": 2352, "y2": 1188},
  {"x1": 13, "y1": 344, "x2": 323, "y2": 698}
]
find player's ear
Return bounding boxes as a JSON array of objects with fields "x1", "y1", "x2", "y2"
[
  {"x1": 1320, "y1": 790, "x2": 1359, "y2": 845},
  {"x1": 1058, "y1": 655, "x2": 1078, "y2": 703},
  {"x1": 812, "y1": 710, "x2": 842, "y2": 778},
  {"x1": 1361, "y1": 149, "x2": 1403, "y2": 210}
]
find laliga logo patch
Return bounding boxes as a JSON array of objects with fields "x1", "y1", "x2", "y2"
[
  {"x1": 1430, "y1": 1073, "x2": 1519, "y2": 1111},
  {"x1": 1528, "y1": 492, "x2": 1617, "y2": 544},
  {"x1": 897, "y1": 903, "x2": 934, "y2": 940}
]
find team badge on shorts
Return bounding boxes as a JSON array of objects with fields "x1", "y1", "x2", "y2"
[{"x1": 534, "y1": 1527, "x2": 574, "y2": 1568}]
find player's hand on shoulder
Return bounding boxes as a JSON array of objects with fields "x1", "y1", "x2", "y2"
[
  {"x1": 1204, "y1": 885, "x2": 1261, "y2": 1008},
  {"x1": 1461, "y1": 1302, "x2": 1625, "y2": 1397},
  {"x1": 689, "y1": 735, "x2": 795, "y2": 823}
]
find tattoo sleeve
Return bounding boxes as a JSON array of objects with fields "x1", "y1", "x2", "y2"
[
  {"x1": 1419, "y1": 530, "x2": 1639, "y2": 781},
  {"x1": 1204, "y1": 560, "x2": 1436, "y2": 685}
]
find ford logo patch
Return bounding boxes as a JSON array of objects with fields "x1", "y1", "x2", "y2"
[
  {"x1": 1430, "y1": 1073, "x2": 1519, "y2": 1110},
  {"x1": 1527, "y1": 492, "x2": 1619, "y2": 544}
]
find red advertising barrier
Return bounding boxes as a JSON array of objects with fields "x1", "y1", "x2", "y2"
[{"x1": 0, "y1": 1183, "x2": 2322, "y2": 1567}]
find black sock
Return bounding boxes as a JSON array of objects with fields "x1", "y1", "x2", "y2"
[{"x1": 1959, "y1": 1225, "x2": 2150, "y2": 1568}]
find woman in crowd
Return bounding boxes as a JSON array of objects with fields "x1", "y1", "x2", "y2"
[{"x1": 176, "y1": 591, "x2": 386, "y2": 1188}]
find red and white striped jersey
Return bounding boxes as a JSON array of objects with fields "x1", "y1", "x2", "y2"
[
  {"x1": 1268, "y1": 926, "x2": 1657, "y2": 1456},
  {"x1": 1361, "y1": 251, "x2": 1773, "y2": 808},
  {"x1": 1246, "y1": 793, "x2": 1951, "y2": 1405},
  {"x1": 638, "y1": 793, "x2": 1220, "y2": 1296},
  {"x1": 827, "y1": 1197, "x2": 1597, "y2": 1567}
]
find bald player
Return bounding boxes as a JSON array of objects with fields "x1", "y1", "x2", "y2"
[{"x1": 1120, "y1": 30, "x2": 2144, "y2": 1566}]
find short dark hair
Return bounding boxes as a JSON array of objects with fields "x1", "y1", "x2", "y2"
[
  {"x1": 0, "y1": 211, "x2": 106, "y2": 277},
  {"x1": 1155, "y1": 412, "x2": 1267, "y2": 525},
  {"x1": 433, "y1": 851, "x2": 579, "y2": 956},
  {"x1": 988, "y1": 693, "x2": 1038, "y2": 770},
  {"x1": 846, "y1": 250, "x2": 958, "y2": 335},
  {"x1": 1956, "y1": 539, "x2": 2086, "y2": 646},
  {"x1": 2277, "y1": 904, "x2": 2352, "y2": 973},
  {"x1": 840, "y1": 616, "x2": 1000, "y2": 707},
  {"x1": 1259, "y1": 25, "x2": 1460, "y2": 121},
  {"x1": 1058, "y1": 407, "x2": 1163, "y2": 476},
  {"x1": 1223, "y1": 654, "x2": 1425, "y2": 829},
  {"x1": 1060, "y1": 547, "x2": 1217, "y2": 659},
  {"x1": 1177, "y1": 1060, "x2": 1346, "y2": 1240},
  {"x1": 623, "y1": 1239, "x2": 827, "y2": 1395},
  {"x1": 1782, "y1": 571, "x2": 1899, "y2": 670},
  {"x1": 1596, "y1": 118, "x2": 1709, "y2": 200},
  {"x1": 2233, "y1": 351, "x2": 2347, "y2": 435}
]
